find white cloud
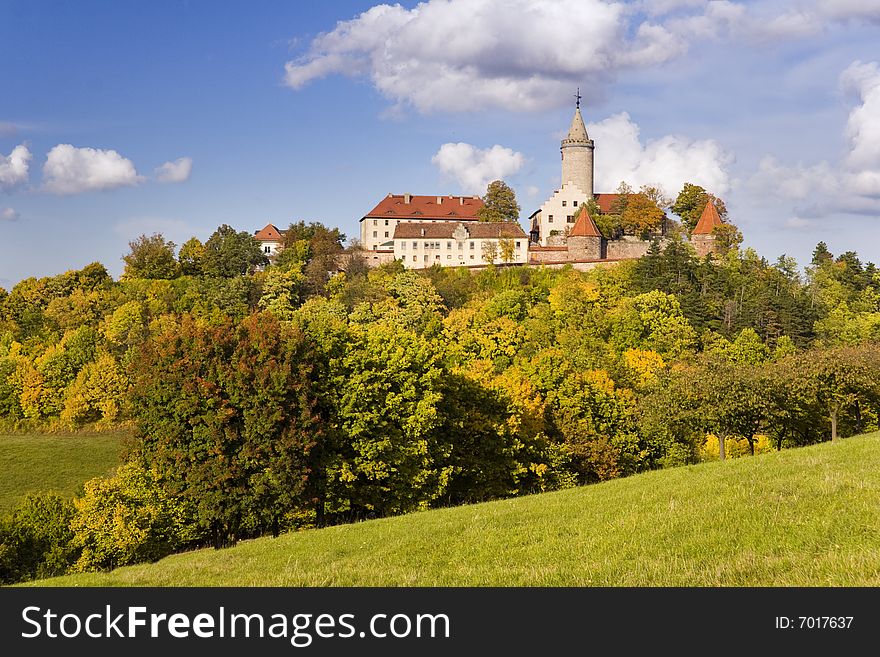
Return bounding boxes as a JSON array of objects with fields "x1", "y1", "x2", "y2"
[
  {"x1": 666, "y1": 1, "x2": 822, "y2": 43},
  {"x1": 42, "y1": 144, "x2": 142, "y2": 194},
  {"x1": 284, "y1": 0, "x2": 685, "y2": 113},
  {"x1": 431, "y1": 143, "x2": 526, "y2": 194},
  {"x1": 588, "y1": 112, "x2": 732, "y2": 197},
  {"x1": 785, "y1": 216, "x2": 813, "y2": 229},
  {"x1": 155, "y1": 157, "x2": 193, "y2": 183},
  {"x1": 754, "y1": 60, "x2": 880, "y2": 219},
  {"x1": 0, "y1": 144, "x2": 31, "y2": 187},
  {"x1": 840, "y1": 61, "x2": 880, "y2": 172},
  {"x1": 815, "y1": 0, "x2": 880, "y2": 22},
  {"x1": 0, "y1": 207, "x2": 18, "y2": 222}
]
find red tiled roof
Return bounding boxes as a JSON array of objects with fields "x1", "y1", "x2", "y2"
[
  {"x1": 569, "y1": 207, "x2": 601, "y2": 238},
  {"x1": 254, "y1": 223, "x2": 283, "y2": 241},
  {"x1": 593, "y1": 193, "x2": 638, "y2": 214},
  {"x1": 693, "y1": 200, "x2": 723, "y2": 235},
  {"x1": 364, "y1": 194, "x2": 484, "y2": 221},
  {"x1": 393, "y1": 221, "x2": 526, "y2": 240}
]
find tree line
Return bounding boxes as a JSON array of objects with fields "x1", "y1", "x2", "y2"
[{"x1": 1, "y1": 197, "x2": 879, "y2": 583}]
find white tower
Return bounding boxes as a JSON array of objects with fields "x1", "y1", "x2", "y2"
[{"x1": 560, "y1": 90, "x2": 594, "y2": 198}]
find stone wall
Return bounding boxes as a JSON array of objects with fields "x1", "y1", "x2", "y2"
[
  {"x1": 567, "y1": 235, "x2": 602, "y2": 261},
  {"x1": 691, "y1": 235, "x2": 717, "y2": 258},
  {"x1": 605, "y1": 236, "x2": 656, "y2": 260}
]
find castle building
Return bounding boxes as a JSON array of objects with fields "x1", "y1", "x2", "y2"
[
  {"x1": 359, "y1": 193, "x2": 484, "y2": 253},
  {"x1": 391, "y1": 221, "x2": 528, "y2": 269}
]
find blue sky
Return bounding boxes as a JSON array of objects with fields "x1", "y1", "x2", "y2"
[{"x1": 2, "y1": 0, "x2": 880, "y2": 286}]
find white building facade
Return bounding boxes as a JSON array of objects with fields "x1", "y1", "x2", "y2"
[{"x1": 393, "y1": 221, "x2": 528, "y2": 269}]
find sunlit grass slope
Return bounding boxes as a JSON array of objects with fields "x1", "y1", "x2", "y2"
[
  {"x1": 35, "y1": 433, "x2": 880, "y2": 587},
  {"x1": 0, "y1": 433, "x2": 125, "y2": 511}
]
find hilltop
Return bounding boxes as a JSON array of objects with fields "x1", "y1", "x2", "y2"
[{"x1": 32, "y1": 433, "x2": 880, "y2": 587}]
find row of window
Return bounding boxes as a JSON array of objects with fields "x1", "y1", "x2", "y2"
[
  {"x1": 560, "y1": 200, "x2": 578, "y2": 207},
  {"x1": 546, "y1": 215, "x2": 575, "y2": 224},
  {"x1": 399, "y1": 241, "x2": 522, "y2": 250},
  {"x1": 411, "y1": 254, "x2": 478, "y2": 262}
]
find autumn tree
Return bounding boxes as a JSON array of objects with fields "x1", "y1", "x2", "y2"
[
  {"x1": 621, "y1": 192, "x2": 667, "y2": 238},
  {"x1": 129, "y1": 312, "x2": 322, "y2": 545},
  {"x1": 178, "y1": 237, "x2": 205, "y2": 275},
  {"x1": 478, "y1": 180, "x2": 520, "y2": 223},
  {"x1": 122, "y1": 233, "x2": 180, "y2": 280}
]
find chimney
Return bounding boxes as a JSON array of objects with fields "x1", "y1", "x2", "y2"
[
  {"x1": 404, "y1": 193, "x2": 411, "y2": 204},
  {"x1": 459, "y1": 196, "x2": 464, "y2": 205},
  {"x1": 437, "y1": 196, "x2": 442, "y2": 204},
  {"x1": 420, "y1": 228, "x2": 425, "y2": 236}
]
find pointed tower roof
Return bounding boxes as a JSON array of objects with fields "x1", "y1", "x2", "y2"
[
  {"x1": 569, "y1": 207, "x2": 601, "y2": 238},
  {"x1": 693, "y1": 200, "x2": 724, "y2": 235},
  {"x1": 562, "y1": 107, "x2": 590, "y2": 145}
]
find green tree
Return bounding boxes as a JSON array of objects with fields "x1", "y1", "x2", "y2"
[
  {"x1": 0, "y1": 493, "x2": 76, "y2": 583},
  {"x1": 202, "y1": 225, "x2": 268, "y2": 278},
  {"x1": 671, "y1": 183, "x2": 727, "y2": 233},
  {"x1": 122, "y1": 233, "x2": 180, "y2": 280},
  {"x1": 70, "y1": 461, "x2": 199, "y2": 572},
  {"x1": 477, "y1": 180, "x2": 520, "y2": 223},
  {"x1": 178, "y1": 237, "x2": 205, "y2": 275},
  {"x1": 129, "y1": 312, "x2": 321, "y2": 545}
]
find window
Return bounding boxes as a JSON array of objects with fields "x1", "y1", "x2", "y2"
[
  {"x1": 424, "y1": 242, "x2": 430, "y2": 249},
  {"x1": 384, "y1": 231, "x2": 389, "y2": 238},
  {"x1": 373, "y1": 220, "x2": 377, "y2": 226},
  {"x1": 458, "y1": 242, "x2": 463, "y2": 250},
  {"x1": 447, "y1": 254, "x2": 452, "y2": 259},
  {"x1": 470, "y1": 254, "x2": 474, "y2": 260},
  {"x1": 413, "y1": 242, "x2": 418, "y2": 249},
  {"x1": 447, "y1": 241, "x2": 452, "y2": 249},
  {"x1": 435, "y1": 254, "x2": 440, "y2": 260},
  {"x1": 567, "y1": 215, "x2": 574, "y2": 223},
  {"x1": 458, "y1": 254, "x2": 463, "y2": 260},
  {"x1": 401, "y1": 242, "x2": 406, "y2": 250},
  {"x1": 264, "y1": 246, "x2": 271, "y2": 253},
  {"x1": 424, "y1": 255, "x2": 429, "y2": 261},
  {"x1": 385, "y1": 220, "x2": 389, "y2": 226},
  {"x1": 373, "y1": 231, "x2": 377, "y2": 237},
  {"x1": 515, "y1": 241, "x2": 521, "y2": 249},
  {"x1": 548, "y1": 215, "x2": 554, "y2": 223},
  {"x1": 412, "y1": 255, "x2": 417, "y2": 262},
  {"x1": 573, "y1": 200, "x2": 578, "y2": 207},
  {"x1": 562, "y1": 200, "x2": 567, "y2": 207},
  {"x1": 469, "y1": 242, "x2": 475, "y2": 250}
]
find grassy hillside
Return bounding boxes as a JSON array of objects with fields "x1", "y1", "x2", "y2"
[
  {"x1": 33, "y1": 433, "x2": 880, "y2": 587},
  {"x1": 0, "y1": 432, "x2": 125, "y2": 512}
]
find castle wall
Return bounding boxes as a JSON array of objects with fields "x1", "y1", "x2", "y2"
[{"x1": 606, "y1": 236, "x2": 655, "y2": 260}]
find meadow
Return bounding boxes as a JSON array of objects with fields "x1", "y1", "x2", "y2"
[
  {"x1": 0, "y1": 432, "x2": 125, "y2": 511},
  {"x1": 33, "y1": 432, "x2": 880, "y2": 587}
]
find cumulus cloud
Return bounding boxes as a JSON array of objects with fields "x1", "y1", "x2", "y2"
[
  {"x1": 840, "y1": 61, "x2": 880, "y2": 172},
  {"x1": 750, "y1": 60, "x2": 880, "y2": 220},
  {"x1": 588, "y1": 112, "x2": 732, "y2": 198},
  {"x1": 0, "y1": 207, "x2": 19, "y2": 222},
  {"x1": 154, "y1": 157, "x2": 193, "y2": 183},
  {"x1": 0, "y1": 144, "x2": 31, "y2": 187},
  {"x1": 431, "y1": 143, "x2": 526, "y2": 194},
  {"x1": 42, "y1": 144, "x2": 142, "y2": 194},
  {"x1": 666, "y1": 1, "x2": 822, "y2": 43},
  {"x1": 284, "y1": 0, "x2": 687, "y2": 113}
]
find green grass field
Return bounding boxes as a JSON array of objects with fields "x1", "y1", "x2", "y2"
[
  {"x1": 0, "y1": 433, "x2": 125, "y2": 512},
  {"x1": 30, "y1": 432, "x2": 880, "y2": 587}
]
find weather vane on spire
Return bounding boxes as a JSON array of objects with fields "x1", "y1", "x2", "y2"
[{"x1": 575, "y1": 87, "x2": 581, "y2": 109}]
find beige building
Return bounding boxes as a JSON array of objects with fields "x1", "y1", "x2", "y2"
[
  {"x1": 393, "y1": 221, "x2": 528, "y2": 269},
  {"x1": 359, "y1": 193, "x2": 483, "y2": 252}
]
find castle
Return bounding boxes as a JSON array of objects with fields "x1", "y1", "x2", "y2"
[{"x1": 257, "y1": 98, "x2": 722, "y2": 269}]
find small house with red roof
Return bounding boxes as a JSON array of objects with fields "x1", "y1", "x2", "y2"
[{"x1": 253, "y1": 223, "x2": 285, "y2": 259}]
